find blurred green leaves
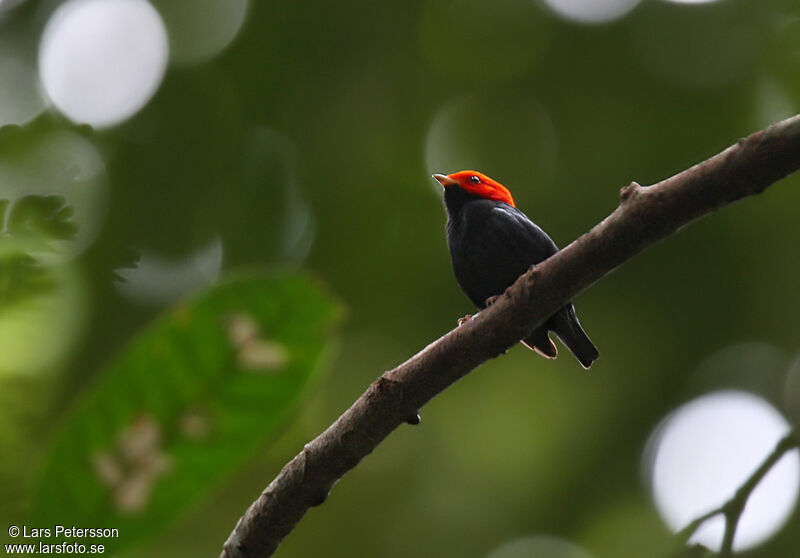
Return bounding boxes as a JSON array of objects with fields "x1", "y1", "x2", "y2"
[
  {"x1": 4, "y1": 194, "x2": 77, "y2": 245},
  {"x1": 0, "y1": 251, "x2": 54, "y2": 310},
  {"x1": 419, "y1": 0, "x2": 552, "y2": 79},
  {"x1": 33, "y1": 271, "x2": 342, "y2": 553},
  {"x1": 0, "y1": 194, "x2": 77, "y2": 311}
]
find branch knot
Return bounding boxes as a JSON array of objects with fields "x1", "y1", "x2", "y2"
[{"x1": 619, "y1": 181, "x2": 643, "y2": 204}]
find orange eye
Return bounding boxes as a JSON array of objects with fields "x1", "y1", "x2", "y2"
[{"x1": 469, "y1": 175, "x2": 480, "y2": 184}]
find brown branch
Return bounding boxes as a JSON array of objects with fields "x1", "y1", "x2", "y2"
[
  {"x1": 220, "y1": 114, "x2": 800, "y2": 558},
  {"x1": 677, "y1": 429, "x2": 800, "y2": 556}
]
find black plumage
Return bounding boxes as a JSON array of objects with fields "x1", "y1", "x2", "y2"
[{"x1": 436, "y1": 171, "x2": 598, "y2": 369}]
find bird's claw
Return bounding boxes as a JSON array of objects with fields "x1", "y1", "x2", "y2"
[{"x1": 457, "y1": 314, "x2": 473, "y2": 326}]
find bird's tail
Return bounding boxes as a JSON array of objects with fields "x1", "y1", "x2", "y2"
[
  {"x1": 549, "y1": 304, "x2": 598, "y2": 369},
  {"x1": 521, "y1": 326, "x2": 558, "y2": 359}
]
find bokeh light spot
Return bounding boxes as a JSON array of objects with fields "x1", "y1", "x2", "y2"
[
  {"x1": 0, "y1": 0, "x2": 27, "y2": 14},
  {"x1": 0, "y1": 130, "x2": 108, "y2": 262},
  {"x1": 39, "y1": 0, "x2": 168, "y2": 128},
  {"x1": 0, "y1": 32, "x2": 46, "y2": 125},
  {"x1": 646, "y1": 391, "x2": 799, "y2": 552},
  {"x1": 540, "y1": 0, "x2": 640, "y2": 25},
  {"x1": 155, "y1": 0, "x2": 248, "y2": 65},
  {"x1": 115, "y1": 236, "x2": 223, "y2": 305},
  {"x1": 425, "y1": 94, "x2": 557, "y2": 199},
  {"x1": 753, "y1": 77, "x2": 795, "y2": 130},
  {"x1": 0, "y1": 262, "x2": 87, "y2": 376},
  {"x1": 192, "y1": 126, "x2": 315, "y2": 266}
]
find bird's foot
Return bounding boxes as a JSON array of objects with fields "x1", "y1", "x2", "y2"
[
  {"x1": 485, "y1": 295, "x2": 500, "y2": 307},
  {"x1": 457, "y1": 314, "x2": 473, "y2": 326}
]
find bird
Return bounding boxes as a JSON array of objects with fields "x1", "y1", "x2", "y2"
[{"x1": 433, "y1": 170, "x2": 598, "y2": 369}]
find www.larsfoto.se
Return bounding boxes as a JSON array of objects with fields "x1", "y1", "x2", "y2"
[{"x1": 5, "y1": 541, "x2": 106, "y2": 555}]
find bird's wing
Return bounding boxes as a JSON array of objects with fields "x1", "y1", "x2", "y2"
[
  {"x1": 450, "y1": 202, "x2": 559, "y2": 307},
  {"x1": 486, "y1": 204, "x2": 559, "y2": 262}
]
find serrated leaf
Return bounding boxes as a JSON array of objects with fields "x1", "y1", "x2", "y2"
[
  {"x1": 6, "y1": 194, "x2": 78, "y2": 245},
  {"x1": 0, "y1": 194, "x2": 78, "y2": 310},
  {"x1": 111, "y1": 247, "x2": 141, "y2": 283},
  {"x1": 34, "y1": 271, "x2": 342, "y2": 553}
]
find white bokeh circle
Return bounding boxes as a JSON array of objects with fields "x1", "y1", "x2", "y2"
[
  {"x1": 0, "y1": 262, "x2": 87, "y2": 376},
  {"x1": 0, "y1": 0, "x2": 27, "y2": 13},
  {"x1": 39, "y1": 0, "x2": 168, "y2": 128},
  {"x1": 115, "y1": 237, "x2": 223, "y2": 305},
  {"x1": 0, "y1": 130, "x2": 108, "y2": 262},
  {"x1": 540, "y1": 0, "x2": 640, "y2": 25},
  {"x1": 647, "y1": 391, "x2": 799, "y2": 552},
  {"x1": 425, "y1": 94, "x2": 557, "y2": 199},
  {"x1": 0, "y1": 48, "x2": 46, "y2": 126}
]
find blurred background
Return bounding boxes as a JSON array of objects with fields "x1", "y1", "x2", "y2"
[{"x1": 1, "y1": 0, "x2": 800, "y2": 556}]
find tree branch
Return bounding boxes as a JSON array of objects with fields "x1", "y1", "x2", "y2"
[
  {"x1": 220, "y1": 114, "x2": 800, "y2": 558},
  {"x1": 677, "y1": 429, "x2": 800, "y2": 556}
]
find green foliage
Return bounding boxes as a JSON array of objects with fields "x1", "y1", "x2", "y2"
[
  {"x1": 5, "y1": 195, "x2": 78, "y2": 246},
  {"x1": 33, "y1": 272, "x2": 342, "y2": 553},
  {"x1": 0, "y1": 251, "x2": 55, "y2": 310},
  {"x1": 0, "y1": 195, "x2": 77, "y2": 310}
]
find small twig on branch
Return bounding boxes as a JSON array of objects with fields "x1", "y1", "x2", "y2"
[
  {"x1": 220, "y1": 114, "x2": 800, "y2": 558},
  {"x1": 677, "y1": 429, "x2": 800, "y2": 556}
]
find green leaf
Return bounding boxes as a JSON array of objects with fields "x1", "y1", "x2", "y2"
[
  {"x1": 6, "y1": 194, "x2": 78, "y2": 245},
  {"x1": 0, "y1": 199, "x2": 8, "y2": 230},
  {"x1": 0, "y1": 250, "x2": 55, "y2": 310},
  {"x1": 0, "y1": 195, "x2": 78, "y2": 310},
  {"x1": 111, "y1": 247, "x2": 141, "y2": 283},
  {"x1": 34, "y1": 271, "x2": 342, "y2": 553}
]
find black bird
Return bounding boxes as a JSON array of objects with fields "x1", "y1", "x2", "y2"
[{"x1": 434, "y1": 170, "x2": 598, "y2": 369}]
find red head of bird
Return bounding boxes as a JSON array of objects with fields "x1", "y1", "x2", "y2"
[{"x1": 432, "y1": 170, "x2": 516, "y2": 207}]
